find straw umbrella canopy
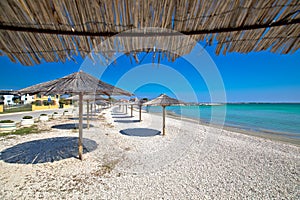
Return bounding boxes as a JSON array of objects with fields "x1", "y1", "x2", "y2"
[
  {"x1": 19, "y1": 71, "x2": 131, "y2": 96},
  {"x1": 67, "y1": 95, "x2": 109, "y2": 129},
  {"x1": 127, "y1": 98, "x2": 144, "y2": 120},
  {"x1": 144, "y1": 94, "x2": 185, "y2": 136},
  {"x1": 0, "y1": 1, "x2": 298, "y2": 66},
  {"x1": 128, "y1": 98, "x2": 140, "y2": 118},
  {"x1": 19, "y1": 71, "x2": 132, "y2": 160}
]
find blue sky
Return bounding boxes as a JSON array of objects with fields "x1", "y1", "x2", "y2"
[{"x1": 0, "y1": 44, "x2": 299, "y2": 103}]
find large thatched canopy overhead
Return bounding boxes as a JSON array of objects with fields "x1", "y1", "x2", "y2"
[{"x1": 0, "y1": 0, "x2": 299, "y2": 65}]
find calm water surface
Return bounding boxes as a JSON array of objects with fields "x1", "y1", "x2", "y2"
[{"x1": 146, "y1": 103, "x2": 300, "y2": 139}]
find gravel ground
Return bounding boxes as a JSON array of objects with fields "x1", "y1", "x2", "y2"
[{"x1": 0, "y1": 106, "x2": 299, "y2": 199}]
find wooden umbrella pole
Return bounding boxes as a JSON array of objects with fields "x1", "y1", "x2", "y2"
[
  {"x1": 78, "y1": 93, "x2": 83, "y2": 160},
  {"x1": 139, "y1": 105, "x2": 142, "y2": 122},
  {"x1": 90, "y1": 103, "x2": 93, "y2": 116},
  {"x1": 131, "y1": 105, "x2": 133, "y2": 117},
  {"x1": 87, "y1": 100, "x2": 90, "y2": 129},
  {"x1": 162, "y1": 105, "x2": 166, "y2": 136}
]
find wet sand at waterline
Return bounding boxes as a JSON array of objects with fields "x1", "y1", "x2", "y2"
[{"x1": 0, "y1": 107, "x2": 298, "y2": 199}]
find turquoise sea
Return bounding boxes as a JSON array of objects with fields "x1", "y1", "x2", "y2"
[{"x1": 146, "y1": 103, "x2": 300, "y2": 139}]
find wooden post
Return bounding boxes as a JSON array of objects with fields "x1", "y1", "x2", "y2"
[
  {"x1": 139, "y1": 105, "x2": 142, "y2": 122},
  {"x1": 78, "y1": 93, "x2": 83, "y2": 160},
  {"x1": 90, "y1": 103, "x2": 93, "y2": 116},
  {"x1": 125, "y1": 105, "x2": 128, "y2": 114},
  {"x1": 87, "y1": 100, "x2": 90, "y2": 129},
  {"x1": 131, "y1": 105, "x2": 133, "y2": 117},
  {"x1": 162, "y1": 106, "x2": 166, "y2": 136}
]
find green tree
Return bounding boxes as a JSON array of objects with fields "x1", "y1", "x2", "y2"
[
  {"x1": 12, "y1": 96, "x2": 21, "y2": 104},
  {"x1": 142, "y1": 98, "x2": 149, "y2": 102}
]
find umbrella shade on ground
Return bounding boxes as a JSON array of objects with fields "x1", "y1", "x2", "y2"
[
  {"x1": 19, "y1": 71, "x2": 132, "y2": 160},
  {"x1": 144, "y1": 94, "x2": 185, "y2": 135}
]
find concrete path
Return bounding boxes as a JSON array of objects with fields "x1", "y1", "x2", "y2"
[{"x1": 0, "y1": 108, "x2": 74, "y2": 122}]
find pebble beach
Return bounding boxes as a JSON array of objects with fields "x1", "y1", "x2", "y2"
[{"x1": 0, "y1": 107, "x2": 299, "y2": 199}]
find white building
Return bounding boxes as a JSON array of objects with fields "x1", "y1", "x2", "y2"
[
  {"x1": 0, "y1": 94, "x2": 34, "y2": 105},
  {"x1": 0, "y1": 95, "x2": 14, "y2": 105},
  {"x1": 21, "y1": 94, "x2": 35, "y2": 104}
]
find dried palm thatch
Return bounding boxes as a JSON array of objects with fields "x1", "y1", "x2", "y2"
[
  {"x1": 144, "y1": 94, "x2": 185, "y2": 135},
  {"x1": 144, "y1": 94, "x2": 185, "y2": 106},
  {"x1": 0, "y1": 0, "x2": 299, "y2": 65},
  {"x1": 19, "y1": 71, "x2": 132, "y2": 96}
]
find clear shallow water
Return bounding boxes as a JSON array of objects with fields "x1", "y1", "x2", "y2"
[{"x1": 146, "y1": 103, "x2": 300, "y2": 139}]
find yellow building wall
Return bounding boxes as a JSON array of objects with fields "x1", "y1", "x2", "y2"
[
  {"x1": 34, "y1": 94, "x2": 60, "y2": 105},
  {"x1": 63, "y1": 104, "x2": 72, "y2": 109},
  {"x1": 0, "y1": 105, "x2": 3, "y2": 113},
  {"x1": 32, "y1": 104, "x2": 59, "y2": 111}
]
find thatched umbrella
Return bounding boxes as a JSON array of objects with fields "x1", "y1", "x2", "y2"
[
  {"x1": 128, "y1": 98, "x2": 144, "y2": 120},
  {"x1": 115, "y1": 101, "x2": 128, "y2": 114},
  {"x1": 128, "y1": 98, "x2": 139, "y2": 117},
  {"x1": 19, "y1": 71, "x2": 132, "y2": 160},
  {"x1": 137, "y1": 99, "x2": 145, "y2": 121},
  {"x1": 144, "y1": 94, "x2": 185, "y2": 136},
  {"x1": 67, "y1": 95, "x2": 109, "y2": 129}
]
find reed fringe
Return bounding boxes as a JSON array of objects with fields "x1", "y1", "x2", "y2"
[{"x1": 0, "y1": 0, "x2": 299, "y2": 65}]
